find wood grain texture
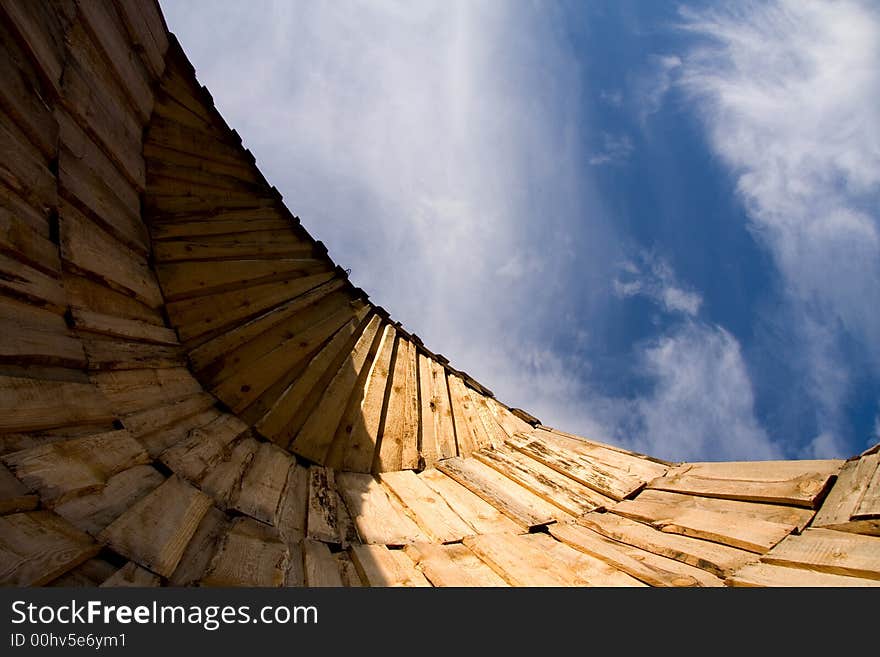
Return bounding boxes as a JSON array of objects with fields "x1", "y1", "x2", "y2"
[
  {"x1": 335, "y1": 472, "x2": 427, "y2": 545},
  {"x1": 349, "y1": 543, "x2": 430, "y2": 587}
]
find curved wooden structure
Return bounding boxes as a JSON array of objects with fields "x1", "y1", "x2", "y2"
[{"x1": 1, "y1": 0, "x2": 878, "y2": 587}]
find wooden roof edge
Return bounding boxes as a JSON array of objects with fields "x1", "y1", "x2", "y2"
[
  {"x1": 860, "y1": 441, "x2": 880, "y2": 458},
  {"x1": 536, "y1": 424, "x2": 678, "y2": 467}
]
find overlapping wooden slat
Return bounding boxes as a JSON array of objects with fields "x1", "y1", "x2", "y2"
[
  {"x1": 276, "y1": 464, "x2": 308, "y2": 546},
  {"x1": 113, "y1": 0, "x2": 169, "y2": 79},
  {"x1": 307, "y1": 466, "x2": 341, "y2": 544},
  {"x1": 537, "y1": 531, "x2": 647, "y2": 586},
  {"x1": 0, "y1": 375, "x2": 114, "y2": 433},
  {"x1": 446, "y1": 374, "x2": 491, "y2": 457},
  {"x1": 102, "y1": 562, "x2": 161, "y2": 587},
  {"x1": 762, "y1": 528, "x2": 880, "y2": 580},
  {"x1": 853, "y1": 455, "x2": 880, "y2": 520},
  {"x1": 0, "y1": 0, "x2": 73, "y2": 97},
  {"x1": 417, "y1": 354, "x2": 457, "y2": 467},
  {"x1": 201, "y1": 517, "x2": 288, "y2": 587},
  {"x1": 169, "y1": 506, "x2": 228, "y2": 586},
  {"x1": 726, "y1": 561, "x2": 880, "y2": 587},
  {"x1": 0, "y1": 463, "x2": 38, "y2": 514},
  {"x1": 0, "y1": 298, "x2": 86, "y2": 367},
  {"x1": 336, "y1": 551, "x2": 363, "y2": 587},
  {"x1": 335, "y1": 472, "x2": 426, "y2": 545},
  {"x1": 378, "y1": 470, "x2": 473, "y2": 544},
  {"x1": 418, "y1": 468, "x2": 521, "y2": 536},
  {"x1": 151, "y1": 217, "x2": 291, "y2": 241},
  {"x1": 375, "y1": 336, "x2": 420, "y2": 472},
  {"x1": 813, "y1": 454, "x2": 880, "y2": 535},
  {"x1": 198, "y1": 436, "x2": 257, "y2": 510},
  {"x1": 302, "y1": 539, "x2": 343, "y2": 587},
  {"x1": 119, "y1": 392, "x2": 215, "y2": 439},
  {"x1": 92, "y1": 366, "x2": 202, "y2": 413},
  {"x1": 69, "y1": 308, "x2": 179, "y2": 346},
  {"x1": 436, "y1": 457, "x2": 563, "y2": 528},
  {"x1": 80, "y1": 335, "x2": 184, "y2": 370},
  {"x1": 404, "y1": 542, "x2": 508, "y2": 587},
  {"x1": 0, "y1": 113, "x2": 56, "y2": 216},
  {"x1": 159, "y1": 413, "x2": 248, "y2": 482},
  {"x1": 65, "y1": 275, "x2": 164, "y2": 325},
  {"x1": 0, "y1": 253, "x2": 66, "y2": 313},
  {"x1": 349, "y1": 544, "x2": 430, "y2": 587},
  {"x1": 0, "y1": 202, "x2": 60, "y2": 276}
]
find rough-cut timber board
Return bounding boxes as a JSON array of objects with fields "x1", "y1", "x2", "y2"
[
  {"x1": 201, "y1": 518, "x2": 288, "y2": 587},
  {"x1": 0, "y1": 298, "x2": 86, "y2": 367},
  {"x1": 120, "y1": 392, "x2": 216, "y2": 439},
  {"x1": 97, "y1": 475, "x2": 212, "y2": 577},
  {"x1": 813, "y1": 455, "x2": 878, "y2": 532},
  {"x1": 307, "y1": 466, "x2": 340, "y2": 544},
  {"x1": 577, "y1": 511, "x2": 758, "y2": 578},
  {"x1": 0, "y1": 375, "x2": 114, "y2": 433},
  {"x1": 92, "y1": 366, "x2": 202, "y2": 413},
  {"x1": 548, "y1": 522, "x2": 722, "y2": 587},
  {"x1": 101, "y1": 562, "x2": 161, "y2": 587},
  {"x1": 53, "y1": 465, "x2": 165, "y2": 536},
  {"x1": 762, "y1": 528, "x2": 880, "y2": 580},
  {"x1": 0, "y1": 510, "x2": 100, "y2": 586},
  {"x1": 302, "y1": 540, "x2": 343, "y2": 587},
  {"x1": 276, "y1": 464, "x2": 308, "y2": 546},
  {"x1": 417, "y1": 353, "x2": 456, "y2": 466},
  {"x1": 64, "y1": 275, "x2": 164, "y2": 325},
  {"x1": 0, "y1": 252, "x2": 66, "y2": 313},
  {"x1": 115, "y1": 0, "x2": 169, "y2": 79},
  {"x1": 404, "y1": 543, "x2": 508, "y2": 587},
  {"x1": 285, "y1": 542, "x2": 304, "y2": 587},
  {"x1": 0, "y1": 463, "x2": 38, "y2": 514},
  {"x1": 475, "y1": 444, "x2": 615, "y2": 516},
  {"x1": 349, "y1": 544, "x2": 430, "y2": 587},
  {"x1": 231, "y1": 441, "x2": 291, "y2": 524},
  {"x1": 537, "y1": 531, "x2": 647, "y2": 586},
  {"x1": 0, "y1": 202, "x2": 61, "y2": 275},
  {"x1": 150, "y1": 217, "x2": 290, "y2": 240},
  {"x1": 198, "y1": 436, "x2": 257, "y2": 510},
  {"x1": 335, "y1": 472, "x2": 427, "y2": 545},
  {"x1": 375, "y1": 336, "x2": 420, "y2": 472},
  {"x1": 159, "y1": 414, "x2": 248, "y2": 483},
  {"x1": 69, "y1": 308, "x2": 179, "y2": 345},
  {"x1": 853, "y1": 455, "x2": 880, "y2": 520},
  {"x1": 446, "y1": 375, "x2": 490, "y2": 457},
  {"x1": 169, "y1": 507, "x2": 229, "y2": 586},
  {"x1": 153, "y1": 236, "x2": 313, "y2": 263},
  {"x1": 611, "y1": 497, "x2": 794, "y2": 554},
  {"x1": 378, "y1": 470, "x2": 473, "y2": 544},
  {"x1": 436, "y1": 457, "x2": 564, "y2": 528},
  {"x1": 80, "y1": 336, "x2": 184, "y2": 371},
  {"x1": 0, "y1": 0, "x2": 72, "y2": 96},
  {"x1": 727, "y1": 561, "x2": 880, "y2": 587},
  {"x1": 0, "y1": 114, "x2": 56, "y2": 215},
  {"x1": 336, "y1": 552, "x2": 363, "y2": 587},
  {"x1": 418, "y1": 468, "x2": 521, "y2": 536}
]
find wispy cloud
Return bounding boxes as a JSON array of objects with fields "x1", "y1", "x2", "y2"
[
  {"x1": 613, "y1": 252, "x2": 702, "y2": 316},
  {"x1": 588, "y1": 133, "x2": 634, "y2": 166},
  {"x1": 636, "y1": 54, "x2": 681, "y2": 123}
]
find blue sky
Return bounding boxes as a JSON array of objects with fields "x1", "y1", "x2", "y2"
[{"x1": 162, "y1": 0, "x2": 880, "y2": 462}]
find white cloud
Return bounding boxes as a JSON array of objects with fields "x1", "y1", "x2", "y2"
[
  {"x1": 637, "y1": 54, "x2": 681, "y2": 122},
  {"x1": 613, "y1": 253, "x2": 702, "y2": 316},
  {"x1": 588, "y1": 133, "x2": 634, "y2": 166},
  {"x1": 678, "y1": 0, "x2": 880, "y2": 452}
]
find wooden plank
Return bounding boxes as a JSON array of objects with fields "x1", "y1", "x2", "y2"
[
  {"x1": 136, "y1": 408, "x2": 222, "y2": 460},
  {"x1": 0, "y1": 510, "x2": 100, "y2": 586},
  {"x1": 762, "y1": 528, "x2": 880, "y2": 580},
  {"x1": 0, "y1": 111, "x2": 56, "y2": 215},
  {"x1": 333, "y1": 323, "x2": 395, "y2": 472},
  {"x1": 0, "y1": 202, "x2": 60, "y2": 275},
  {"x1": 475, "y1": 444, "x2": 615, "y2": 516},
  {"x1": 65, "y1": 274, "x2": 164, "y2": 325},
  {"x1": 649, "y1": 459, "x2": 844, "y2": 508},
  {"x1": 119, "y1": 392, "x2": 215, "y2": 439},
  {"x1": 0, "y1": 0, "x2": 72, "y2": 96},
  {"x1": 536, "y1": 532, "x2": 648, "y2": 586},
  {"x1": 69, "y1": 308, "x2": 179, "y2": 346},
  {"x1": 814, "y1": 455, "x2": 879, "y2": 529},
  {"x1": 231, "y1": 440, "x2": 292, "y2": 524},
  {"x1": 92, "y1": 366, "x2": 202, "y2": 414},
  {"x1": 0, "y1": 252, "x2": 66, "y2": 314},
  {"x1": 81, "y1": 336, "x2": 184, "y2": 371},
  {"x1": 159, "y1": 414, "x2": 248, "y2": 482},
  {"x1": 146, "y1": 149, "x2": 263, "y2": 189},
  {"x1": 276, "y1": 464, "x2": 308, "y2": 546},
  {"x1": 0, "y1": 463, "x2": 38, "y2": 514},
  {"x1": 349, "y1": 544, "x2": 430, "y2": 587},
  {"x1": 198, "y1": 436, "x2": 258, "y2": 510},
  {"x1": 152, "y1": 218, "x2": 292, "y2": 240},
  {"x1": 97, "y1": 475, "x2": 213, "y2": 577},
  {"x1": 169, "y1": 506, "x2": 229, "y2": 586},
  {"x1": 302, "y1": 539, "x2": 343, "y2": 587},
  {"x1": 378, "y1": 470, "x2": 473, "y2": 544},
  {"x1": 59, "y1": 201, "x2": 163, "y2": 308},
  {"x1": 336, "y1": 551, "x2": 363, "y2": 587},
  {"x1": 612, "y1": 497, "x2": 794, "y2": 554},
  {"x1": 0, "y1": 375, "x2": 114, "y2": 433},
  {"x1": 153, "y1": 236, "x2": 313, "y2": 263},
  {"x1": 0, "y1": 298, "x2": 86, "y2": 367},
  {"x1": 853, "y1": 455, "x2": 880, "y2": 519},
  {"x1": 70, "y1": 558, "x2": 119, "y2": 585},
  {"x1": 101, "y1": 562, "x2": 161, "y2": 587},
  {"x1": 727, "y1": 561, "x2": 880, "y2": 587},
  {"x1": 404, "y1": 543, "x2": 508, "y2": 587},
  {"x1": 201, "y1": 517, "x2": 288, "y2": 587},
  {"x1": 418, "y1": 468, "x2": 521, "y2": 536},
  {"x1": 435, "y1": 457, "x2": 563, "y2": 528},
  {"x1": 168, "y1": 271, "x2": 336, "y2": 344},
  {"x1": 113, "y1": 0, "x2": 168, "y2": 79},
  {"x1": 470, "y1": 391, "x2": 509, "y2": 448},
  {"x1": 446, "y1": 374, "x2": 491, "y2": 456},
  {"x1": 335, "y1": 472, "x2": 427, "y2": 545},
  {"x1": 549, "y1": 522, "x2": 722, "y2": 587},
  {"x1": 53, "y1": 464, "x2": 164, "y2": 536},
  {"x1": 144, "y1": 116, "x2": 247, "y2": 170},
  {"x1": 577, "y1": 511, "x2": 758, "y2": 578},
  {"x1": 487, "y1": 397, "x2": 533, "y2": 438},
  {"x1": 417, "y1": 354, "x2": 454, "y2": 466},
  {"x1": 375, "y1": 337, "x2": 420, "y2": 472},
  {"x1": 307, "y1": 466, "x2": 340, "y2": 544},
  {"x1": 507, "y1": 431, "x2": 646, "y2": 501},
  {"x1": 285, "y1": 542, "x2": 304, "y2": 586},
  {"x1": 292, "y1": 314, "x2": 383, "y2": 464},
  {"x1": 2, "y1": 429, "x2": 149, "y2": 504}
]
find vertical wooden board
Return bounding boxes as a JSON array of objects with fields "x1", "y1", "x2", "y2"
[
  {"x1": 349, "y1": 544, "x2": 430, "y2": 587},
  {"x1": 0, "y1": 463, "x2": 38, "y2": 514},
  {"x1": 0, "y1": 510, "x2": 100, "y2": 586},
  {"x1": 762, "y1": 528, "x2": 880, "y2": 580},
  {"x1": 576, "y1": 512, "x2": 759, "y2": 578},
  {"x1": 0, "y1": 0, "x2": 73, "y2": 96},
  {"x1": 292, "y1": 314, "x2": 383, "y2": 464},
  {"x1": 158, "y1": 414, "x2": 248, "y2": 483},
  {"x1": 2, "y1": 429, "x2": 150, "y2": 504},
  {"x1": 201, "y1": 518, "x2": 288, "y2": 587},
  {"x1": 53, "y1": 465, "x2": 165, "y2": 536},
  {"x1": 417, "y1": 353, "x2": 439, "y2": 466},
  {"x1": 0, "y1": 375, "x2": 114, "y2": 433},
  {"x1": 336, "y1": 551, "x2": 363, "y2": 587},
  {"x1": 446, "y1": 375, "x2": 490, "y2": 457},
  {"x1": 813, "y1": 456, "x2": 876, "y2": 529},
  {"x1": 853, "y1": 455, "x2": 880, "y2": 520},
  {"x1": 198, "y1": 437, "x2": 257, "y2": 510},
  {"x1": 276, "y1": 464, "x2": 308, "y2": 546},
  {"x1": 101, "y1": 562, "x2": 161, "y2": 587},
  {"x1": 0, "y1": 298, "x2": 86, "y2": 367},
  {"x1": 333, "y1": 323, "x2": 395, "y2": 472},
  {"x1": 303, "y1": 539, "x2": 343, "y2": 587},
  {"x1": 378, "y1": 470, "x2": 474, "y2": 544},
  {"x1": 97, "y1": 475, "x2": 212, "y2": 577},
  {"x1": 307, "y1": 466, "x2": 339, "y2": 544},
  {"x1": 285, "y1": 541, "x2": 304, "y2": 587},
  {"x1": 726, "y1": 561, "x2": 880, "y2": 587},
  {"x1": 435, "y1": 457, "x2": 564, "y2": 528},
  {"x1": 462, "y1": 533, "x2": 580, "y2": 587},
  {"x1": 0, "y1": 253, "x2": 66, "y2": 313},
  {"x1": 335, "y1": 472, "x2": 427, "y2": 545},
  {"x1": 233, "y1": 441, "x2": 293, "y2": 525},
  {"x1": 375, "y1": 336, "x2": 420, "y2": 472},
  {"x1": 169, "y1": 506, "x2": 229, "y2": 586},
  {"x1": 113, "y1": 0, "x2": 169, "y2": 79},
  {"x1": 404, "y1": 543, "x2": 509, "y2": 587},
  {"x1": 418, "y1": 468, "x2": 521, "y2": 536},
  {"x1": 471, "y1": 392, "x2": 509, "y2": 448},
  {"x1": 487, "y1": 397, "x2": 533, "y2": 438},
  {"x1": 0, "y1": 202, "x2": 61, "y2": 275},
  {"x1": 0, "y1": 115, "x2": 56, "y2": 215}
]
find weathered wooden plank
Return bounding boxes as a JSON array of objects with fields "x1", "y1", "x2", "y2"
[
  {"x1": 53, "y1": 464, "x2": 164, "y2": 536},
  {"x1": 0, "y1": 252, "x2": 66, "y2": 313},
  {"x1": 98, "y1": 475, "x2": 212, "y2": 577},
  {"x1": 538, "y1": 532, "x2": 648, "y2": 586},
  {"x1": 65, "y1": 274, "x2": 164, "y2": 325},
  {"x1": 145, "y1": 146, "x2": 263, "y2": 187},
  {"x1": 336, "y1": 551, "x2": 363, "y2": 587},
  {"x1": 487, "y1": 397, "x2": 533, "y2": 438},
  {"x1": 475, "y1": 444, "x2": 615, "y2": 516},
  {"x1": 0, "y1": 298, "x2": 86, "y2": 367},
  {"x1": 152, "y1": 235, "x2": 313, "y2": 262},
  {"x1": 548, "y1": 522, "x2": 721, "y2": 587},
  {"x1": 0, "y1": 510, "x2": 100, "y2": 586},
  {"x1": 119, "y1": 392, "x2": 215, "y2": 439},
  {"x1": 201, "y1": 518, "x2": 288, "y2": 587},
  {"x1": 0, "y1": 375, "x2": 114, "y2": 433},
  {"x1": 152, "y1": 218, "x2": 292, "y2": 241},
  {"x1": 169, "y1": 506, "x2": 229, "y2": 586},
  {"x1": 335, "y1": 472, "x2": 427, "y2": 545},
  {"x1": 292, "y1": 314, "x2": 383, "y2": 464},
  {"x1": 814, "y1": 455, "x2": 879, "y2": 531},
  {"x1": 0, "y1": 201, "x2": 60, "y2": 275},
  {"x1": 649, "y1": 459, "x2": 844, "y2": 508},
  {"x1": 101, "y1": 562, "x2": 161, "y2": 587},
  {"x1": 375, "y1": 337, "x2": 420, "y2": 472},
  {"x1": 0, "y1": 424, "x2": 114, "y2": 458},
  {"x1": 612, "y1": 497, "x2": 794, "y2": 554},
  {"x1": 233, "y1": 441, "x2": 291, "y2": 524},
  {"x1": 81, "y1": 336, "x2": 184, "y2": 371},
  {"x1": 198, "y1": 436, "x2": 258, "y2": 510},
  {"x1": 507, "y1": 431, "x2": 646, "y2": 501},
  {"x1": 70, "y1": 308, "x2": 179, "y2": 346},
  {"x1": 577, "y1": 511, "x2": 758, "y2": 578},
  {"x1": 327, "y1": 322, "x2": 393, "y2": 472},
  {"x1": 145, "y1": 116, "x2": 248, "y2": 170},
  {"x1": 113, "y1": 0, "x2": 168, "y2": 79},
  {"x1": 2, "y1": 429, "x2": 149, "y2": 504},
  {"x1": 446, "y1": 374, "x2": 491, "y2": 457},
  {"x1": 853, "y1": 455, "x2": 880, "y2": 520},
  {"x1": 60, "y1": 200, "x2": 163, "y2": 308},
  {"x1": 349, "y1": 544, "x2": 430, "y2": 587},
  {"x1": 285, "y1": 542, "x2": 304, "y2": 587},
  {"x1": 276, "y1": 464, "x2": 308, "y2": 546},
  {"x1": 69, "y1": 557, "x2": 118, "y2": 586},
  {"x1": 435, "y1": 457, "x2": 563, "y2": 528},
  {"x1": 0, "y1": 108, "x2": 56, "y2": 214},
  {"x1": 462, "y1": 533, "x2": 587, "y2": 587},
  {"x1": 404, "y1": 543, "x2": 508, "y2": 587},
  {"x1": 418, "y1": 468, "x2": 521, "y2": 536},
  {"x1": 762, "y1": 528, "x2": 880, "y2": 580},
  {"x1": 159, "y1": 414, "x2": 248, "y2": 483},
  {"x1": 727, "y1": 561, "x2": 880, "y2": 587},
  {"x1": 470, "y1": 391, "x2": 508, "y2": 448},
  {"x1": 378, "y1": 470, "x2": 473, "y2": 544},
  {"x1": 417, "y1": 354, "x2": 453, "y2": 466},
  {"x1": 0, "y1": 0, "x2": 72, "y2": 96},
  {"x1": 0, "y1": 463, "x2": 38, "y2": 514},
  {"x1": 136, "y1": 409, "x2": 221, "y2": 460},
  {"x1": 307, "y1": 466, "x2": 340, "y2": 544},
  {"x1": 92, "y1": 366, "x2": 202, "y2": 415},
  {"x1": 303, "y1": 539, "x2": 343, "y2": 587}
]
